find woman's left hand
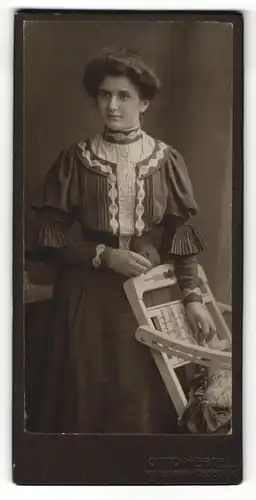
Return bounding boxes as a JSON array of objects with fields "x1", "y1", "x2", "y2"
[{"x1": 185, "y1": 301, "x2": 216, "y2": 345}]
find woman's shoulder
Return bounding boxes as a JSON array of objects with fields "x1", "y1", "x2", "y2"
[
  {"x1": 148, "y1": 134, "x2": 184, "y2": 159},
  {"x1": 137, "y1": 131, "x2": 168, "y2": 176},
  {"x1": 75, "y1": 135, "x2": 117, "y2": 175},
  {"x1": 56, "y1": 135, "x2": 94, "y2": 154},
  {"x1": 141, "y1": 132, "x2": 188, "y2": 177},
  {"x1": 150, "y1": 134, "x2": 189, "y2": 171},
  {"x1": 45, "y1": 141, "x2": 93, "y2": 180},
  {"x1": 56, "y1": 134, "x2": 187, "y2": 179},
  {"x1": 55, "y1": 136, "x2": 106, "y2": 167},
  {"x1": 144, "y1": 131, "x2": 185, "y2": 158}
]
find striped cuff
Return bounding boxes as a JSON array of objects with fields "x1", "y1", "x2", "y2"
[
  {"x1": 183, "y1": 291, "x2": 203, "y2": 306},
  {"x1": 183, "y1": 287, "x2": 201, "y2": 298}
]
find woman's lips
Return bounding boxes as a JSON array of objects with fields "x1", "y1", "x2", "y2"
[{"x1": 107, "y1": 115, "x2": 121, "y2": 119}]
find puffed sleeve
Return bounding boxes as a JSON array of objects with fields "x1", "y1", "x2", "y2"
[
  {"x1": 162, "y1": 147, "x2": 206, "y2": 258},
  {"x1": 32, "y1": 147, "x2": 78, "y2": 248},
  {"x1": 165, "y1": 147, "x2": 198, "y2": 218},
  {"x1": 131, "y1": 148, "x2": 207, "y2": 304},
  {"x1": 32, "y1": 148, "x2": 99, "y2": 268},
  {"x1": 162, "y1": 148, "x2": 207, "y2": 304}
]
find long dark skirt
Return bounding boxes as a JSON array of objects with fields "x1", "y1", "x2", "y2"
[{"x1": 35, "y1": 266, "x2": 182, "y2": 434}]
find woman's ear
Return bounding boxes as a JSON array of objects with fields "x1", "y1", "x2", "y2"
[{"x1": 139, "y1": 100, "x2": 149, "y2": 114}]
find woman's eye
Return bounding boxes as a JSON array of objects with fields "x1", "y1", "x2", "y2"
[
  {"x1": 98, "y1": 90, "x2": 110, "y2": 98},
  {"x1": 119, "y1": 93, "x2": 131, "y2": 100}
]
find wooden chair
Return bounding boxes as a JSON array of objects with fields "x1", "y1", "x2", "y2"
[{"x1": 124, "y1": 263, "x2": 232, "y2": 418}]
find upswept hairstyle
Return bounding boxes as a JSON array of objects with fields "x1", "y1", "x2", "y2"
[{"x1": 82, "y1": 47, "x2": 161, "y2": 101}]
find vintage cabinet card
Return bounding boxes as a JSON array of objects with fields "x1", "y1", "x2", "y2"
[{"x1": 13, "y1": 10, "x2": 243, "y2": 485}]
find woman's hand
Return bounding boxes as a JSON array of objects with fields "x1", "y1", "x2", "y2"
[
  {"x1": 138, "y1": 244, "x2": 161, "y2": 267},
  {"x1": 102, "y1": 247, "x2": 153, "y2": 277},
  {"x1": 185, "y1": 301, "x2": 216, "y2": 345}
]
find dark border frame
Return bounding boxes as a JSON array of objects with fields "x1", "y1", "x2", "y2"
[{"x1": 13, "y1": 10, "x2": 243, "y2": 485}]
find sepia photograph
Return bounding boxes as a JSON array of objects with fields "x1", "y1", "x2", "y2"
[
  {"x1": 22, "y1": 15, "x2": 234, "y2": 436},
  {"x1": 12, "y1": 9, "x2": 243, "y2": 485}
]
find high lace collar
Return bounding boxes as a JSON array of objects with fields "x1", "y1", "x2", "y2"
[{"x1": 102, "y1": 124, "x2": 142, "y2": 145}]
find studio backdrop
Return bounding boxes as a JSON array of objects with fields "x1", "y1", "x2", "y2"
[{"x1": 24, "y1": 19, "x2": 233, "y2": 306}]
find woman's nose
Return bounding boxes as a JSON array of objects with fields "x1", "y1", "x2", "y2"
[{"x1": 108, "y1": 96, "x2": 118, "y2": 111}]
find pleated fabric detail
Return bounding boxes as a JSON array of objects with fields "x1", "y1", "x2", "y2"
[{"x1": 170, "y1": 224, "x2": 207, "y2": 256}]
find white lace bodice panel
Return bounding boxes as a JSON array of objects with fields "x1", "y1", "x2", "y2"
[{"x1": 90, "y1": 132, "x2": 155, "y2": 244}]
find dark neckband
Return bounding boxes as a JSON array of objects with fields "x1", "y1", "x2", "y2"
[{"x1": 103, "y1": 125, "x2": 142, "y2": 145}]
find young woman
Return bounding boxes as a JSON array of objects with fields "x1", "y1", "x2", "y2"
[{"x1": 33, "y1": 48, "x2": 215, "y2": 434}]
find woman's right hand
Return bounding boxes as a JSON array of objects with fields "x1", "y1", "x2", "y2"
[{"x1": 102, "y1": 247, "x2": 152, "y2": 277}]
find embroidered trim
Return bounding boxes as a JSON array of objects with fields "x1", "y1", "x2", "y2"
[
  {"x1": 92, "y1": 244, "x2": 106, "y2": 268},
  {"x1": 117, "y1": 160, "x2": 136, "y2": 236},
  {"x1": 137, "y1": 140, "x2": 168, "y2": 177},
  {"x1": 77, "y1": 135, "x2": 169, "y2": 238},
  {"x1": 78, "y1": 142, "x2": 119, "y2": 235},
  {"x1": 183, "y1": 287, "x2": 202, "y2": 298},
  {"x1": 77, "y1": 134, "x2": 168, "y2": 177},
  {"x1": 135, "y1": 178, "x2": 145, "y2": 236},
  {"x1": 183, "y1": 293, "x2": 203, "y2": 306},
  {"x1": 92, "y1": 132, "x2": 154, "y2": 166},
  {"x1": 133, "y1": 139, "x2": 167, "y2": 236},
  {"x1": 108, "y1": 172, "x2": 119, "y2": 235},
  {"x1": 78, "y1": 141, "x2": 114, "y2": 174},
  {"x1": 103, "y1": 125, "x2": 142, "y2": 144}
]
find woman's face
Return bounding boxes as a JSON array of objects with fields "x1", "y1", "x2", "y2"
[{"x1": 96, "y1": 75, "x2": 149, "y2": 131}]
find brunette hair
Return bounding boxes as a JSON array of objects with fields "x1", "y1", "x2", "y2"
[{"x1": 82, "y1": 47, "x2": 160, "y2": 100}]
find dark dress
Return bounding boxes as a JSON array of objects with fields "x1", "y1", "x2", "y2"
[{"x1": 32, "y1": 128, "x2": 205, "y2": 433}]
